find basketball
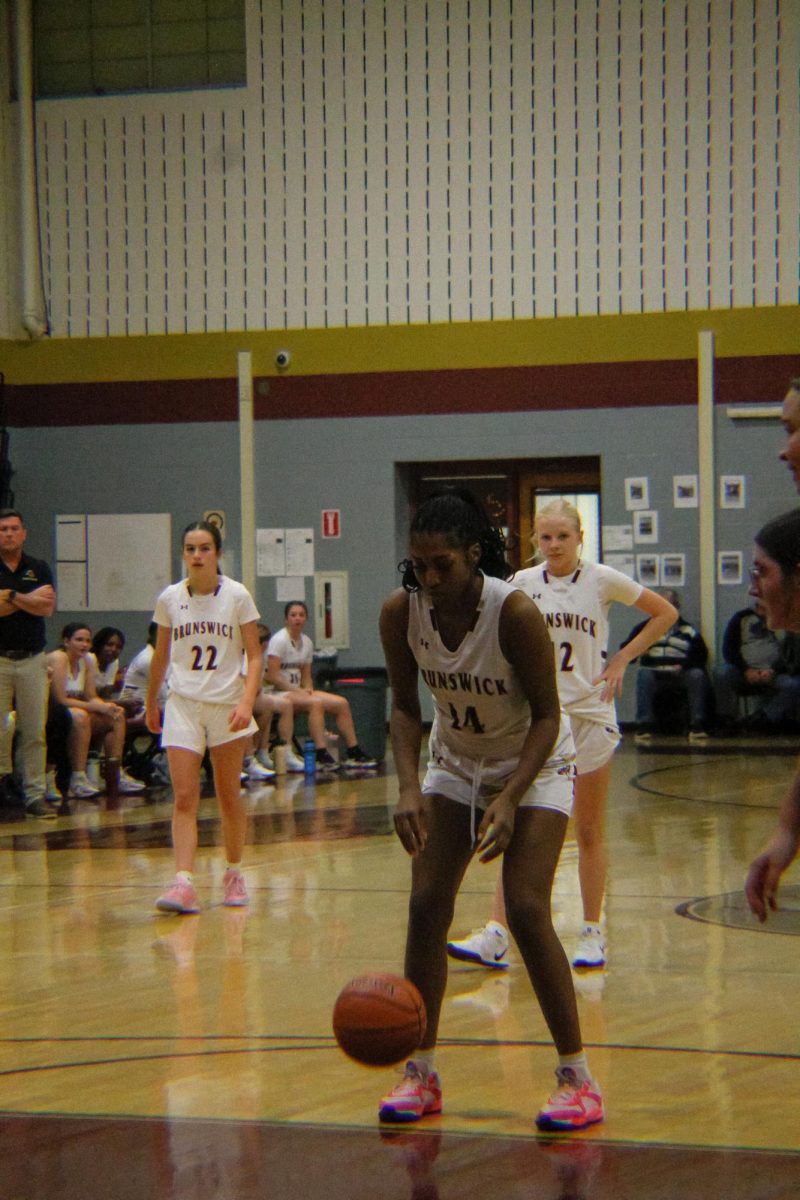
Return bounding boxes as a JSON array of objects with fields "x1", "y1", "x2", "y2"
[{"x1": 332, "y1": 973, "x2": 427, "y2": 1067}]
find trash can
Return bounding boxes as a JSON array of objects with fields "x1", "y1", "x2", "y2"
[
  {"x1": 319, "y1": 666, "x2": 389, "y2": 762},
  {"x1": 312, "y1": 647, "x2": 338, "y2": 688}
]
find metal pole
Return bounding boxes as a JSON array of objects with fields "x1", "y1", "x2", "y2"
[
  {"x1": 238, "y1": 351, "x2": 255, "y2": 595},
  {"x1": 697, "y1": 330, "x2": 716, "y2": 661}
]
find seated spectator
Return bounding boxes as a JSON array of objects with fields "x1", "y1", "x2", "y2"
[
  {"x1": 48, "y1": 623, "x2": 145, "y2": 798},
  {"x1": 89, "y1": 626, "x2": 126, "y2": 700},
  {"x1": 267, "y1": 601, "x2": 378, "y2": 769},
  {"x1": 623, "y1": 590, "x2": 713, "y2": 743},
  {"x1": 244, "y1": 624, "x2": 304, "y2": 780},
  {"x1": 718, "y1": 599, "x2": 800, "y2": 731},
  {"x1": 120, "y1": 623, "x2": 167, "y2": 713},
  {"x1": 118, "y1": 622, "x2": 171, "y2": 784}
]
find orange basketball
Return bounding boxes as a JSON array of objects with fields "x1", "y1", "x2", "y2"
[{"x1": 332, "y1": 973, "x2": 427, "y2": 1067}]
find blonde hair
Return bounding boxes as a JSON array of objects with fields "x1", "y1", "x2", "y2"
[{"x1": 531, "y1": 498, "x2": 583, "y2": 551}]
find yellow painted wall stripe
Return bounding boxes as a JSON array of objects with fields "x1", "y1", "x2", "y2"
[{"x1": 1, "y1": 306, "x2": 797, "y2": 386}]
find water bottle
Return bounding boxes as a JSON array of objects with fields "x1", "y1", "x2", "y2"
[{"x1": 303, "y1": 738, "x2": 316, "y2": 775}]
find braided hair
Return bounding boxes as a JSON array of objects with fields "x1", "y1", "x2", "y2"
[{"x1": 399, "y1": 488, "x2": 513, "y2": 592}]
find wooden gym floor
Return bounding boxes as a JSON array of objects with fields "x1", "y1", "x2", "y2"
[{"x1": 0, "y1": 734, "x2": 798, "y2": 1199}]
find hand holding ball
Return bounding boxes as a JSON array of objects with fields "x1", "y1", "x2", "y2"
[{"x1": 333, "y1": 973, "x2": 427, "y2": 1067}]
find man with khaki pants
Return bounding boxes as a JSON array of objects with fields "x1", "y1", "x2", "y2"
[{"x1": 0, "y1": 509, "x2": 57, "y2": 818}]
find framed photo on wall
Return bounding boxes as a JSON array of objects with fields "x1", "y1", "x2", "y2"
[
  {"x1": 636, "y1": 554, "x2": 660, "y2": 587},
  {"x1": 720, "y1": 475, "x2": 746, "y2": 509},
  {"x1": 624, "y1": 477, "x2": 650, "y2": 511},
  {"x1": 717, "y1": 551, "x2": 743, "y2": 585},
  {"x1": 673, "y1": 475, "x2": 698, "y2": 508},
  {"x1": 633, "y1": 510, "x2": 659, "y2": 544},
  {"x1": 660, "y1": 553, "x2": 686, "y2": 588}
]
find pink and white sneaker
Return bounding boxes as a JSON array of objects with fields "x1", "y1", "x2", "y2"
[
  {"x1": 378, "y1": 1061, "x2": 443, "y2": 1123},
  {"x1": 155, "y1": 877, "x2": 200, "y2": 915},
  {"x1": 223, "y1": 868, "x2": 249, "y2": 907},
  {"x1": 535, "y1": 1067, "x2": 604, "y2": 1131}
]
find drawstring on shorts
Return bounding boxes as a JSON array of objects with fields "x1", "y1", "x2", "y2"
[{"x1": 469, "y1": 758, "x2": 485, "y2": 845}]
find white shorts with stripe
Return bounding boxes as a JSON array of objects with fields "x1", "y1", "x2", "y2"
[
  {"x1": 569, "y1": 714, "x2": 620, "y2": 775},
  {"x1": 162, "y1": 692, "x2": 257, "y2": 754},
  {"x1": 422, "y1": 748, "x2": 576, "y2": 820}
]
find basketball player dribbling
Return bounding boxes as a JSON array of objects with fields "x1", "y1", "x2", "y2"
[
  {"x1": 145, "y1": 521, "x2": 262, "y2": 914},
  {"x1": 378, "y1": 489, "x2": 603, "y2": 1131}
]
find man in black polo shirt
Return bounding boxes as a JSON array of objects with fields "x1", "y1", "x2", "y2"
[{"x1": 0, "y1": 509, "x2": 57, "y2": 818}]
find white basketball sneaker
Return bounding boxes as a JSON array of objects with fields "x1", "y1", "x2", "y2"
[
  {"x1": 446, "y1": 920, "x2": 510, "y2": 969},
  {"x1": 572, "y1": 925, "x2": 607, "y2": 969}
]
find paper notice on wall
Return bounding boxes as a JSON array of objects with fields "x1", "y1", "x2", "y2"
[
  {"x1": 56, "y1": 561, "x2": 88, "y2": 609},
  {"x1": 56, "y1": 514, "x2": 88, "y2": 608},
  {"x1": 602, "y1": 524, "x2": 633, "y2": 552},
  {"x1": 603, "y1": 553, "x2": 636, "y2": 579},
  {"x1": 276, "y1": 577, "x2": 305, "y2": 602},
  {"x1": 285, "y1": 528, "x2": 314, "y2": 576},
  {"x1": 56, "y1": 514, "x2": 87, "y2": 560},
  {"x1": 257, "y1": 528, "x2": 285, "y2": 576}
]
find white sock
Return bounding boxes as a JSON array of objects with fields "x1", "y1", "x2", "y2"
[
  {"x1": 410, "y1": 1052, "x2": 436, "y2": 1076},
  {"x1": 226, "y1": 862, "x2": 242, "y2": 872},
  {"x1": 176, "y1": 870, "x2": 194, "y2": 885},
  {"x1": 558, "y1": 1051, "x2": 591, "y2": 1083}
]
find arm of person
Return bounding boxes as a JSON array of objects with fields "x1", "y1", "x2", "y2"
[
  {"x1": 47, "y1": 651, "x2": 73, "y2": 707},
  {"x1": 745, "y1": 767, "x2": 800, "y2": 921},
  {"x1": 379, "y1": 589, "x2": 427, "y2": 857},
  {"x1": 721, "y1": 612, "x2": 744, "y2": 670},
  {"x1": 299, "y1": 660, "x2": 315, "y2": 692},
  {"x1": 476, "y1": 591, "x2": 561, "y2": 862},
  {"x1": 90, "y1": 653, "x2": 116, "y2": 701},
  {"x1": 266, "y1": 652, "x2": 306, "y2": 692},
  {"x1": 598, "y1": 588, "x2": 678, "y2": 700},
  {"x1": 47, "y1": 650, "x2": 116, "y2": 716},
  {"x1": 145, "y1": 625, "x2": 171, "y2": 733},
  {"x1": 228, "y1": 621, "x2": 262, "y2": 731},
  {"x1": 81, "y1": 655, "x2": 124, "y2": 718},
  {"x1": 0, "y1": 584, "x2": 57, "y2": 618}
]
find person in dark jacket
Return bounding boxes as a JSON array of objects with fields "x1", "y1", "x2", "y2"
[
  {"x1": 624, "y1": 590, "x2": 713, "y2": 742},
  {"x1": 718, "y1": 599, "x2": 800, "y2": 731}
]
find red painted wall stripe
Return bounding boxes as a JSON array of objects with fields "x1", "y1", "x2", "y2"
[{"x1": 4, "y1": 356, "x2": 795, "y2": 427}]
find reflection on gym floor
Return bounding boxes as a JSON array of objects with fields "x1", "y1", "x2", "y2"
[{"x1": 0, "y1": 736, "x2": 798, "y2": 1199}]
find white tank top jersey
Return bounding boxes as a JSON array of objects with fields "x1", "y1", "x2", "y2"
[
  {"x1": 120, "y1": 644, "x2": 153, "y2": 699},
  {"x1": 514, "y1": 560, "x2": 642, "y2": 721},
  {"x1": 408, "y1": 573, "x2": 572, "y2": 767},
  {"x1": 266, "y1": 627, "x2": 313, "y2": 688},
  {"x1": 89, "y1": 653, "x2": 119, "y2": 691},
  {"x1": 65, "y1": 655, "x2": 89, "y2": 698},
  {"x1": 153, "y1": 575, "x2": 260, "y2": 705}
]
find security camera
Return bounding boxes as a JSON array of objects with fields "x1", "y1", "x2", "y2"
[{"x1": 275, "y1": 349, "x2": 291, "y2": 369}]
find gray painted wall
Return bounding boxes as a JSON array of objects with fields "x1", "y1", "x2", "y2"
[{"x1": 9, "y1": 400, "x2": 793, "y2": 725}]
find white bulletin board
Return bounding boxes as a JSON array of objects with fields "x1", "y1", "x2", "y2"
[{"x1": 57, "y1": 513, "x2": 172, "y2": 611}]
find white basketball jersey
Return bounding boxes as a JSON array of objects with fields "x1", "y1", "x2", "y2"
[
  {"x1": 266, "y1": 627, "x2": 313, "y2": 687},
  {"x1": 515, "y1": 561, "x2": 642, "y2": 721},
  {"x1": 154, "y1": 575, "x2": 259, "y2": 704},
  {"x1": 408, "y1": 573, "x2": 572, "y2": 768}
]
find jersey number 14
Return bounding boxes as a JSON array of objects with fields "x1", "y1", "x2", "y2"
[{"x1": 447, "y1": 701, "x2": 486, "y2": 735}]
